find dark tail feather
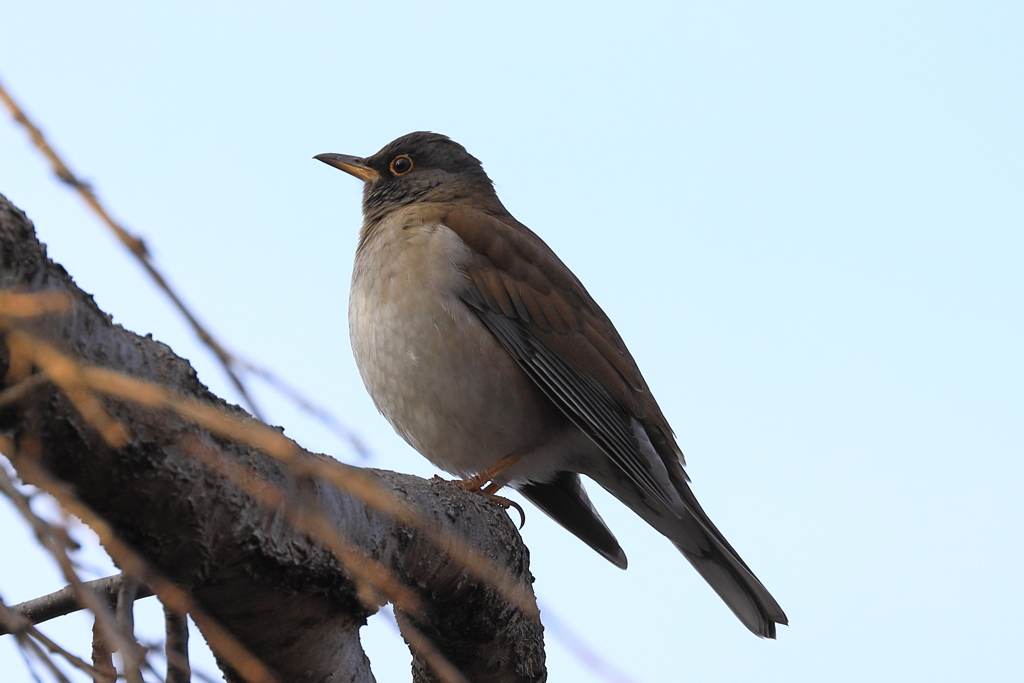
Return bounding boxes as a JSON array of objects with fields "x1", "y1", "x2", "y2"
[
  {"x1": 671, "y1": 478, "x2": 787, "y2": 638},
  {"x1": 675, "y1": 537, "x2": 787, "y2": 638},
  {"x1": 588, "y1": 464, "x2": 787, "y2": 637},
  {"x1": 518, "y1": 472, "x2": 628, "y2": 569}
]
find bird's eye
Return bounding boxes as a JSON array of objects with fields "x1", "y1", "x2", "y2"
[{"x1": 390, "y1": 155, "x2": 414, "y2": 176}]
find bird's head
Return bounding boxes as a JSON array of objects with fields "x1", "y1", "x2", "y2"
[{"x1": 315, "y1": 132, "x2": 499, "y2": 224}]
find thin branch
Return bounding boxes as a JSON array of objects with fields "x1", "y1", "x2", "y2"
[
  {"x1": 3, "y1": 448, "x2": 281, "y2": 683},
  {"x1": 19, "y1": 633, "x2": 74, "y2": 683},
  {"x1": 91, "y1": 618, "x2": 117, "y2": 683},
  {"x1": 117, "y1": 579, "x2": 145, "y2": 683},
  {"x1": 0, "y1": 76, "x2": 263, "y2": 420},
  {"x1": 0, "y1": 575, "x2": 154, "y2": 636},
  {"x1": 0, "y1": 465, "x2": 141, "y2": 671},
  {"x1": 237, "y1": 358, "x2": 372, "y2": 461},
  {"x1": 0, "y1": 595, "x2": 106, "y2": 681},
  {"x1": 163, "y1": 606, "x2": 191, "y2": 683},
  {"x1": 0, "y1": 76, "x2": 386, "y2": 450}
]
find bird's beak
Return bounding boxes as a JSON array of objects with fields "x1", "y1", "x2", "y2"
[{"x1": 314, "y1": 153, "x2": 381, "y2": 183}]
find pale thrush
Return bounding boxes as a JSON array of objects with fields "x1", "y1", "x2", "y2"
[{"x1": 316, "y1": 132, "x2": 787, "y2": 637}]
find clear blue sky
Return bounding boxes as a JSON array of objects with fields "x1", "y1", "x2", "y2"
[{"x1": 1, "y1": 2, "x2": 1021, "y2": 681}]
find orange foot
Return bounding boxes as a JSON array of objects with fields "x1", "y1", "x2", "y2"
[
  {"x1": 437, "y1": 457, "x2": 528, "y2": 528},
  {"x1": 454, "y1": 452, "x2": 524, "y2": 493}
]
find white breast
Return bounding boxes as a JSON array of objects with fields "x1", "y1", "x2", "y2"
[{"x1": 348, "y1": 210, "x2": 569, "y2": 479}]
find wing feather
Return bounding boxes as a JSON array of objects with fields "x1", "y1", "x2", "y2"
[{"x1": 443, "y1": 207, "x2": 684, "y2": 505}]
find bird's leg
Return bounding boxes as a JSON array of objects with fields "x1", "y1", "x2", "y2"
[
  {"x1": 450, "y1": 452, "x2": 527, "y2": 527},
  {"x1": 455, "y1": 452, "x2": 524, "y2": 493}
]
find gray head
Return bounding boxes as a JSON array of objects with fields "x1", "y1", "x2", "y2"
[{"x1": 315, "y1": 132, "x2": 501, "y2": 224}]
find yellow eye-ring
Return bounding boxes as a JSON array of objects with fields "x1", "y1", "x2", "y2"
[{"x1": 390, "y1": 155, "x2": 414, "y2": 176}]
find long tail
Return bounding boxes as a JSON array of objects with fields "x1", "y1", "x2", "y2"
[
  {"x1": 590, "y1": 467, "x2": 787, "y2": 638},
  {"x1": 670, "y1": 483, "x2": 788, "y2": 638}
]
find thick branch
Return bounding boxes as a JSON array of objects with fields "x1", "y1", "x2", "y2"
[{"x1": 0, "y1": 193, "x2": 546, "y2": 683}]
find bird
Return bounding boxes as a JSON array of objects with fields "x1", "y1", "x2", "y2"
[{"x1": 315, "y1": 132, "x2": 787, "y2": 638}]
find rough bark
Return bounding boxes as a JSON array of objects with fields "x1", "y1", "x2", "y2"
[{"x1": 0, "y1": 193, "x2": 546, "y2": 683}]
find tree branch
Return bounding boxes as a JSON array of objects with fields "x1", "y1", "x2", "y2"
[
  {"x1": 0, "y1": 193, "x2": 546, "y2": 683},
  {"x1": 0, "y1": 575, "x2": 154, "y2": 637}
]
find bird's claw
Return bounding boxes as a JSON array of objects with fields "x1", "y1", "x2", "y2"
[
  {"x1": 482, "y1": 493, "x2": 526, "y2": 529},
  {"x1": 441, "y1": 477, "x2": 527, "y2": 528}
]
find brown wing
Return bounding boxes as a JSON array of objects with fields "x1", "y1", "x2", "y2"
[{"x1": 442, "y1": 207, "x2": 686, "y2": 504}]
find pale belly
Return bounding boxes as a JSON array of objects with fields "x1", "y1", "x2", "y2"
[{"x1": 348, "y1": 219, "x2": 571, "y2": 481}]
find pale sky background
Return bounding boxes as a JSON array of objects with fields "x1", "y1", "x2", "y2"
[{"x1": 1, "y1": 2, "x2": 1022, "y2": 682}]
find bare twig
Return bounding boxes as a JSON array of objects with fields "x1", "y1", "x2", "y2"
[
  {"x1": 117, "y1": 579, "x2": 145, "y2": 683},
  {"x1": 0, "y1": 292, "x2": 71, "y2": 318},
  {"x1": 0, "y1": 594, "x2": 107, "y2": 682},
  {"x1": 0, "y1": 77, "x2": 378, "y2": 454},
  {"x1": 17, "y1": 633, "x2": 74, "y2": 683},
  {"x1": 0, "y1": 373, "x2": 50, "y2": 411},
  {"x1": 164, "y1": 606, "x2": 191, "y2": 683},
  {"x1": 0, "y1": 76, "x2": 263, "y2": 420},
  {"x1": 7, "y1": 329, "x2": 431, "y2": 619},
  {"x1": 91, "y1": 618, "x2": 117, "y2": 683},
  {"x1": 4, "y1": 450, "x2": 281, "y2": 683},
  {"x1": 237, "y1": 358, "x2": 372, "y2": 461},
  {"x1": 0, "y1": 576, "x2": 154, "y2": 637},
  {"x1": 0, "y1": 464, "x2": 142, "y2": 675}
]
